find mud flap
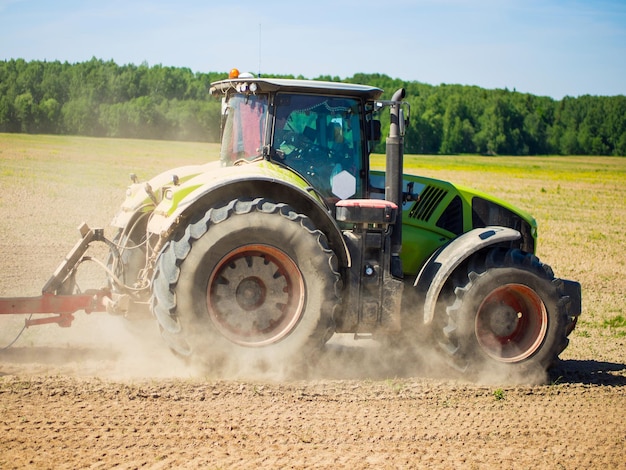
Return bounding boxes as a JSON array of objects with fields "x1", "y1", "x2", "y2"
[{"x1": 559, "y1": 278, "x2": 582, "y2": 336}]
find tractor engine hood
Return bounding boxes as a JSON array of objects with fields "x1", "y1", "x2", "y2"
[{"x1": 110, "y1": 161, "x2": 221, "y2": 229}]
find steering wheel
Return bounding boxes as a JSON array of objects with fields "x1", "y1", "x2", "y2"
[
  {"x1": 277, "y1": 129, "x2": 352, "y2": 198},
  {"x1": 278, "y1": 131, "x2": 315, "y2": 158}
]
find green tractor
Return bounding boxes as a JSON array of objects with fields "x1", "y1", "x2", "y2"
[
  {"x1": 1, "y1": 73, "x2": 580, "y2": 380},
  {"x1": 106, "y1": 73, "x2": 580, "y2": 377}
]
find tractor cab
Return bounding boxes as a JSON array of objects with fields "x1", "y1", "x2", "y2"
[{"x1": 211, "y1": 76, "x2": 383, "y2": 203}]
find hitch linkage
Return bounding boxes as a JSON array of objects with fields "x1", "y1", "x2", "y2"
[{"x1": 0, "y1": 223, "x2": 111, "y2": 328}]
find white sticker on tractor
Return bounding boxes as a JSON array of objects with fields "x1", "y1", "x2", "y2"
[{"x1": 331, "y1": 169, "x2": 356, "y2": 200}]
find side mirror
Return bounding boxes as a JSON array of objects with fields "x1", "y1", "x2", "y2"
[{"x1": 368, "y1": 120, "x2": 381, "y2": 142}]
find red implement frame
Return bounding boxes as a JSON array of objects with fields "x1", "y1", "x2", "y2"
[{"x1": 0, "y1": 223, "x2": 111, "y2": 328}]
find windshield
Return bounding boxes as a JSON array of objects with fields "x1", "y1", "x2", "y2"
[
  {"x1": 273, "y1": 93, "x2": 363, "y2": 200},
  {"x1": 220, "y1": 93, "x2": 268, "y2": 165}
]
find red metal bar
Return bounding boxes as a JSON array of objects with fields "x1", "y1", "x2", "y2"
[
  {"x1": 0, "y1": 292, "x2": 108, "y2": 315},
  {"x1": 25, "y1": 314, "x2": 75, "y2": 328},
  {"x1": 0, "y1": 290, "x2": 110, "y2": 327}
]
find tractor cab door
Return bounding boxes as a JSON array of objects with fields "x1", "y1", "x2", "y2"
[{"x1": 272, "y1": 93, "x2": 364, "y2": 202}]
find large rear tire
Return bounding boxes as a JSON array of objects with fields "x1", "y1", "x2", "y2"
[
  {"x1": 441, "y1": 248, "x2": 572, "y2": 379},
  {"x1": 151, "y1": 198, "x2": 340, "y2": 375}
]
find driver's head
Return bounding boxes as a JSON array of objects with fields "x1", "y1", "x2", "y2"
[{"x1": 329, "y1": 122, "x2": 343, "y2": 143}]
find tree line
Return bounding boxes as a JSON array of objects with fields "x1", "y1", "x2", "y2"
[
  {"x1": 0, "y1": 58, "x2": 224, "y2": 142},
  {"x1": 1, "y1": 58, "x2": 625, "y2": 156}
]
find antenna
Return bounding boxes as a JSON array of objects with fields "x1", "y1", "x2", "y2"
[{"x1": 258, "y1": 23, "x2": 262, "y2": 78}]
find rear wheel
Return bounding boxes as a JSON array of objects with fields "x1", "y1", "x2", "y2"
[
  {"x1": 151, "y1": 198, "x2": 340, "y2": 374},
  {"x1": 441, "y1": 248, "x2": 572, "y2": 379}
]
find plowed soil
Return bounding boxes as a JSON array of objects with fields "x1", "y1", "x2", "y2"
[
  {"x1": 1, "y1": 136, "x2": 624, "y2": 469},
  {"x1": 1, "y1": 338, "x2": 626, "y2": 469}
]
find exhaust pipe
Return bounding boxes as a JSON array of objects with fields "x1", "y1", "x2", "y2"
[{"x1": 385, "y1": 88, "x2": 406, "y2": 279}]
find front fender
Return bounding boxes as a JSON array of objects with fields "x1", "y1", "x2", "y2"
[{"x1": 415, "y1": 226, "x2": 521, "y2": 324}]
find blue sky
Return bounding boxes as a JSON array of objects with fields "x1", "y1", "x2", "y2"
[{"x1": 1, "y1": 0, "x2": 625, "y2": 99}]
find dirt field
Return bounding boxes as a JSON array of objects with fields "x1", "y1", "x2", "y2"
[{"x1": 1, "y1": 135, "x2": 625, "y2": 469}]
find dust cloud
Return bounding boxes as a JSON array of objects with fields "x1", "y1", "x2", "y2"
[
  {"x1": 0, "y1": 312, "x2": 194, "y2": 380},
  {"x1": 1, "y1": 308, "x2": 548, "y2": 386}
]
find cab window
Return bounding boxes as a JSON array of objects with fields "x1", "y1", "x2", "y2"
[
  {"x1": 273, "y1": 93, "x2": 363, "y2": 200},
  {"x1": 220, "y1": 93, "x2": 268, "y2": 165}
]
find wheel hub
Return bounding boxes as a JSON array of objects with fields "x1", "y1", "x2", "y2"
[
  {"x1": 486, "y1": 304, "x2": 522, "y2": 337},
  {"x1": 475, "y1": 283, "x2": 548, "y2": 362},
  {"x1": 235, "y1": 276, "x2": 266, "y2": 311},
  {"x1": 207, "y1": 245, "x2": 305, "y2": 347}
]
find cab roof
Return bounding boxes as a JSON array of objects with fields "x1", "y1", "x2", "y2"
[{"x1": 210, "y1": 77, "x2": 383, "y2": 101}]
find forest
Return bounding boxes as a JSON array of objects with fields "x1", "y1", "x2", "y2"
[{"x1": 1, "y1": 58, "x2": 625, "y2": 156}]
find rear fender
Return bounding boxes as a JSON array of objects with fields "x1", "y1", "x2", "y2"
[
  {"x1": 415, "y1": 226, "x2": 521, "y2": 324},
  {"x1": 148, "y1": 177, "x2": 351, "y2": 268}
]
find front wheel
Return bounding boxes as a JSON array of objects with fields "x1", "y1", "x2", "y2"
[
  {"x1": 151, "y1": 198, "x2": 341, "y2": 375},
  {"x1": 441, "y1": 248, "x2": 573, "y2": 379}
]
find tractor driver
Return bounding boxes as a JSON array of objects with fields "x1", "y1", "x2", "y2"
[{"x1": 327, "y1": 119, "x2": 356, "y2": 174}]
